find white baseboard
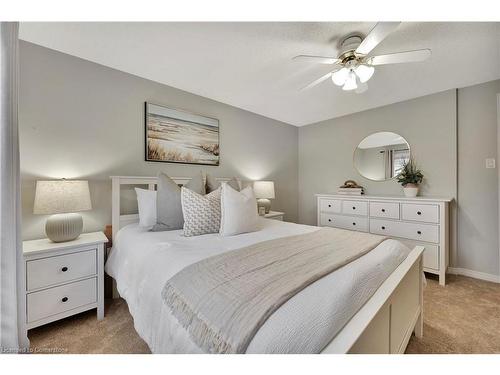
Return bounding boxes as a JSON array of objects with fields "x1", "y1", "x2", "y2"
[{"x1": 447, "y1": 267, "x2": 500, "y2": 283}]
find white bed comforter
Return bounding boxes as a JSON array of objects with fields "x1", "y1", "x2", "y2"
[{"x1": 105, "y1": 218, "x2": 410, "y2": 353}]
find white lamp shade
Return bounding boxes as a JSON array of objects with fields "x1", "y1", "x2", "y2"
[
  {"x1": 33, "y1": 180, "x2": 92, "y2": 215},
  {"x1": 253, "y1": 181, "x2": 275, "y2": 199}
]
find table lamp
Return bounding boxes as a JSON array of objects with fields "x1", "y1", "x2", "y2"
[
  {"x1": 33, "y1": 179, "x2": 92, "y2": 242},
  {"x1": 253, "y1": 181, "x2": 275, "y2": 214}
]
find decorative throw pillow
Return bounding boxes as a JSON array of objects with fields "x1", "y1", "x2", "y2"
[
  {"x1": 181, "y1": 187, "x2": 221, "y2": 237},
  {"x1": 135, "y1": 188, "x2": 157, "y2": 228},
  {"x1": 152, "y1": 171, "x2": 205, "y2": 232},
  {"x1": 220, "y1": 184, "x2": 258, "y2": 236},
  {"x1": 206, "y1": 173, "x2": 241, "y2": 193}
]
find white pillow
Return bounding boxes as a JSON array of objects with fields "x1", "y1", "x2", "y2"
[
  {"x1": 220, "y1": 183, "x2": 258, "y2": 236},
  {"x1": 135, "y1": 188, "x2": 157, "y2": 228}
]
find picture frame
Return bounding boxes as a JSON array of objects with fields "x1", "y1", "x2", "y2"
[{"x1": 145, "y1": 102, "x2": 220, "y2": 166}]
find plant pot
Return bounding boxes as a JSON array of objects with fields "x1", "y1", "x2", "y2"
[{"x1": 403, "y1": 183, "x2": 419, "y2": 197}]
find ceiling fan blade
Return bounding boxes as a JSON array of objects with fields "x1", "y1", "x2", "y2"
[
  {"x1": 293, "y1": 55, "x2": 341, "y2": 65},
  {"x1": 367, "y1": 49, "x2": 431, "y2": 66},
  {"x1": 300, "y1": 71, "x2": 334, "y2": 91},
  {"x1": 355, "y1": 22, "x2": 401, "y2": 55}
]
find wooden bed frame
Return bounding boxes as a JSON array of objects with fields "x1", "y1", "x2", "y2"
[{"x1": 109, "y1": 175, "x2": 424, "y2": 354}]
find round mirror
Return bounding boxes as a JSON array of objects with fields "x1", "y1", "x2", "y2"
[{"x1": 354, "y1": 132, "x2": 410, "y2": 181}]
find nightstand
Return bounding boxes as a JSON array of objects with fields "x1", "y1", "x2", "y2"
[
  {"x1": 264, "y1": 211, "x2": 284, "y2": 221},
  {"x1": 23, "y1": 232, "x2": 108, "y2": 329}
]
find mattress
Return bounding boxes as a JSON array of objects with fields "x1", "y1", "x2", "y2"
[{"x1": 105, "y1": 218, "x2": 410, "y2": 353}]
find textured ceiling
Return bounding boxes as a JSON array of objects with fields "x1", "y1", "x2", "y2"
[{"x1": 19, "y1": 22, "x2": 500, "y2": 126}]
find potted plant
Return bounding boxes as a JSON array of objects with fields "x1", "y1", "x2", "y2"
[{"x1": 397, "y1": 159, "x2": 423, "y2": 197}]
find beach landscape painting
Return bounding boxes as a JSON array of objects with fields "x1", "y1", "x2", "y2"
[{"x1": 145, "y1": 102, "x2": 219, "y2": 165}]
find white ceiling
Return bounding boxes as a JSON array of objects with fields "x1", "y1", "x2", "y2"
[{"x1": 19, "y1": 22, "x2": 500, "y2": 126}]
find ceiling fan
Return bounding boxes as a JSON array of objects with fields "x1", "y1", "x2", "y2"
[{"x1": 294, "y1": 22, "x2": 431, "y2": 93}]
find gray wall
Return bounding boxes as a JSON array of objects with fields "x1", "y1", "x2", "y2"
[
  {"x1": 299, "y1": 82, "x2": 500, "y2": 277},
  {"x1": 298, "y1": 90, "x2": 457, "y2": 223},
  {"x1": 19, "y1": 41, "x2": 298, "y2": 240},
  {"x1": 457, "y1": 80, "x2": 500, "y2": 276}
]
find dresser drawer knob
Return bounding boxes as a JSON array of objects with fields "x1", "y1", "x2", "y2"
[
  {"x1": 61, "y1": 266, "x2": 68, "y2": 272},
  {"x1": 381, "y1": 209, "x2": 385, "y2": 212},
  {"x1": 381, "y1": 226, "x2": 386, "y2": 230},
  {"x1": 417, "y1": 230, "x2": 422, "y2": 235},
  {"x1": 417, "y1": 211, "x2": 422, "y2": 215},
  {"x1": 352, "y1": 222, "x2": 356, "y2": 226},
  {"x1": 61, "y1": 297, "x2": 68, "y2": 303},
  {"x1": 352, "y1": 206, "x2": 356, "y2": 210},
  {"x1": 328, "y1": 204, "x2": 331, "y2": 208},
  {"x1": 328, "y1": 219, "x2": 332, "y2": 222}
]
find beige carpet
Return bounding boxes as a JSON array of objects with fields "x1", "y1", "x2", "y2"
[
  {"x1": 28, "y1": 274, "x2": 500, "y2": 354},
  {"x1": 406, "y1": 274, "x2": 500, "y2": 353}
]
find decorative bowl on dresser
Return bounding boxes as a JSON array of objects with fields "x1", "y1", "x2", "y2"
[
  {"x1": 316, "y1": 194, "x2": 452, "y2": 285},
  {"x1": 22, "y1": 232, "x2": 108, "y2": 329}
]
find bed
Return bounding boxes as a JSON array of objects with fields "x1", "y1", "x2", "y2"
[{"x1": 106, "y1": 176, "x2": 424, "y2": 354}]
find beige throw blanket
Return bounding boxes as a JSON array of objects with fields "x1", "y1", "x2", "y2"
[{"x1": 162, "y1": 227, "x2": 387, "y2": 353}]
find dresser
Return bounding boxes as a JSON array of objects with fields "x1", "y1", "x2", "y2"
[
  {"x1": 316, "y1": 194, "x2": 451, "y2": 285},
  {"x1": 23, "y1": 232, "x2": 108, "y2": 329}
]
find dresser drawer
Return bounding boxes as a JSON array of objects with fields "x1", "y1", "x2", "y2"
[
  {"x1": 320, "y1": 213, "x2": 368, "y2": 232},
  {"x1": 401, "y1": 203, "x2": 439, "y2": 223},
  {"x1": 27, "y1": 249, "x2": 97, "y2": 291},
  {"x1": 319, "y1": 198, "x2": 342, "y2": 213},
  {"x1": 26, "y1": 277, "x2": 97, "y2": 323},
  {"x1": 397, "y1": 239, "x2": 440, "y2": 271},
  {"x1": 370, "y1": 219, "x2": 439, "y2": 243},
  {"x1": 341, "y1": 200, "x2": 368, "y2": 216},
  {"x1": 370, "y1": 201, "x2": 400, "y2": 219}
]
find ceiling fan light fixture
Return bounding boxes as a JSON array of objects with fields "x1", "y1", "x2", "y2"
[
  {"x1": 296, "y1": 22, "x2": 431, "y2": 93},
  {"x1": 342, "y1": 71, "x2": 358, "y2": 91},
  {"x1": 355, "y1": 78, "x2": 368, "y2": 94},
  {"x1": 355, "y1": 64, "x2": 375, "y2": 83},
  {"x1": 331, "y1": 67, "x2": 349, "y2": 86}
]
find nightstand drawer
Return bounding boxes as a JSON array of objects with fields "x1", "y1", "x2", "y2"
[
  {"x1": 27, "y1": 277, "x2": 97, "y2": 323},
  {"x1": 27, "y1": 249, "x2": 97, "y2": 291}
]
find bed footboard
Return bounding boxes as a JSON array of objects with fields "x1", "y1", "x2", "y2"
[{"x1": 321, "y1": 246, "x2": 424, "y2": 354}]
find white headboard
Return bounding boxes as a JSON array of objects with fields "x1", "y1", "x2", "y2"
[{"x1": 110, "y1": 175, "x2": 234, "y2": 243}]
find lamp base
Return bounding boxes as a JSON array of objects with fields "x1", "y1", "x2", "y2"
[
  {"x1": 46, "y1": 213, "x2": 83, "y2": 242},
  {"x1": 257, "y1": 198, "x2": 271, "y2": 214}
]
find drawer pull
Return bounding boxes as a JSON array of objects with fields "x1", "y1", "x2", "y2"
[
  {"x1": 381, "y1": 226, "x2": 386, "y2": 230},
  {"x1": 352, "y1": 206, "x2": 356, "y2": 210},
  {"x1": 328, "y1": 204, "x2": 331, "y2": 208},
  {"x1": 61, "y1": 266, "x2": 68, "y2": 272},
  {"x1": 417, "y1": 230, "x2": 422, "y2": 235},
  {"x1": 352, "y1": 222, "x2": 356, "y2": 226},
  {"x1": 61, "y1": 297, "x2": 68, "y2": 303},
  {"x1": 328, "y1": 219, "x2": 332, "y2": 222},
  {"x1": 381, "y1": 208, "x2": 385, "y2": 212},
  {"x1": 417, "y1": 211, "x2": 422, "y2": 215}
]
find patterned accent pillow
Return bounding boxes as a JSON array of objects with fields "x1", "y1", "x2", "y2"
[{"x1": 181, "y1": 187, "x2": 221, "y2": 237}]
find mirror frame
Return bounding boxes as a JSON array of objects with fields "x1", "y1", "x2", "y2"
[{"x1": 353, "y1": 131, "x2": 411, "y2": 182}]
